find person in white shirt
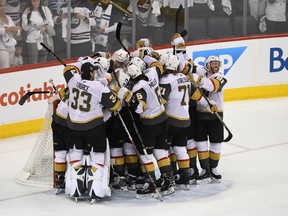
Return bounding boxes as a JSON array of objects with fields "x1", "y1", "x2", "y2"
[
  {"x1": 264, "y1": 0, "x2": 287, "y2": 34},
  {"x1": 0, "y1": 0, "x2": 20, "y2": 68},
  {"x1": 21, "y1": 0, "x2": 54, "y2": 64}
]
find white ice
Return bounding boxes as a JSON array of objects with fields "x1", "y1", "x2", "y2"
[{"x1": 0, "y1": 97, "x2": 288, "y2": 216}]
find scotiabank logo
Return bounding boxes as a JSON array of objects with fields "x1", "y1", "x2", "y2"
[
  {"x1": 270, "y1": 47, "x2": 288, "y2": 72},
  {"x1": 0, "y1": 82, "x2": 65, "y2": 107}
]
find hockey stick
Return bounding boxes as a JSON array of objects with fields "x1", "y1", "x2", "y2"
[
  {"x1": 115, "y1": 23, "x2": 164, "y2": 201},
  {"x1": 40, "y1": 42, "x2": 66, "y2": 66},
  {"x1": 19, "y1": 91, "x2": 55, "y2": 106},
  {"x1": 190, "y1": 79, "x2": 233, "y2": 142},
  {"x1": 110, "y1": 1, "x2": 145, "y2": 24},
  {"x1": 175, "y1": 4, "x2": 183, "y2": 33},
  {"x1": 117, "y1": 111, "x2": 163, "y2": 202},
  {"x1": 115, "y1": 22, "x2": 130, "y2": 54}
]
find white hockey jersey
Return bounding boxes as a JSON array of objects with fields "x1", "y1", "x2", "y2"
[
  {"x1": 131, "y1": 67, "x2": 167, "y2": 125},
  {"x1": 63, "y1": 69, "x2": 120, "y2": 131},
  {"x1": 55, "y1": 6, "x2": 96, "y2": 44},
  {"x1": 160, "y1": 73, "x2": 191, "y2": 127}
]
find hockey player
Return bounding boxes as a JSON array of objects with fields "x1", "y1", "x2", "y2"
[
  {"x1": 194, "y1": 55, "x2": 227, "y2": 183},
  {"x1": 117, "y1": 55, "x2": 175, "y2": 197},
  {"x1": 159, "y1": 53, "x2": 218, "y2": 188},
  {"x1": 63, "y1": 61, "x2": 121, "y2": 201},
  {"x1": 170, "y1": 32, "x2": 220, "y2": 184},
  {"x1": 51, "y1": 87, "x2": 70, "y2": 193},
  {"x1": 104, "y1": 49, "x2": 132, "y2": 190}
]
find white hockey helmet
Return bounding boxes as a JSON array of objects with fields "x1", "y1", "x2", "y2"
[
  {"x1": 204, "y1": 56, "x2": 222, "y2": 69},
  {"x1": 93, "y1": 57, "x2": 110, "y2": 78},
  {"x1": 162, "y1": 54, "x2": 180, "y2": 71},
  {"x1": 129, "y1": 57, "x2": 146, "y2": 71},
  {"x1": 126, "y1": 62, "x2": 143, "y2": 79},
  {"x1": 111, "y1": 49, "x2": 129, "y2": 63}
]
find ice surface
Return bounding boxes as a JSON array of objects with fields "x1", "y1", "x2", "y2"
[{"x1": 0, "y1": 97, "x2": 288, "y2": 216}]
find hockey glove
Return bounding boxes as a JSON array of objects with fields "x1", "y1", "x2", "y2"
[
  {"x1": 171, "y1": 33, "x2": 186, "y2": 52},
  {"x1": 117, "y1": 87, "x2": 132, "y2": 103}
]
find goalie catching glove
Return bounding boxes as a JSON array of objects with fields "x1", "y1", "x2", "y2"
[
  {"x1": 117, "y1": 87, "x2": 132, "y2": 103},
  {"x1": 171, "y1": 33, "x2": 186, "y2": 52}
]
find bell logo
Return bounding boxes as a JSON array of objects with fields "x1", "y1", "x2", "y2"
[
  {"x1": 270, "y1": 47, "x2": 288, "y2": 72},
  {"x1": 192, "y1": 47, "x2": 247, "y2": 75}
]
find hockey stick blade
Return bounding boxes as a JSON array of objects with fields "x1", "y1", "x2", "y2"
[
  {"x1": 19, "y1": 91, "x2": 53, "y2": 106},
  {"x1": 115, "y1": 22, "x2": 129, "y2": 54}
]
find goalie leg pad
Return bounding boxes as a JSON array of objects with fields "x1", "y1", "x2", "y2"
[
  {"x1": 65, "y1": 160, "x2": 86, "y2": 198},
  {"x1": 86, "y1": 161, "x2": 111, "y2": 199}
]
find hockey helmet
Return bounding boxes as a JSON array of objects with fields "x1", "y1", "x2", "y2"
[
  {"x1": 111, "y1": 49, "x2": 129, "y2": 63},
  {"x1": 204, "y1": 56, "x2": 222, "y2": 69},
  {"x1": 129, "y1": 57, "x2": 146, "y2": 71},
  {"x1": 126, "y1": 63, "x2": 143, "y2": 79},
  {"x1": 161, "y1": 54, "x2": 179, "y2": 71}
]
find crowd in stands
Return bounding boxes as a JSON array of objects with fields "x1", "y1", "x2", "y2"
[{"x1": 0, "y1": 0, "x2": 288, "y2": 69}]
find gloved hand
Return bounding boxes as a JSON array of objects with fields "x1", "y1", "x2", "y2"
[
  {"x1": 171, "y1": 33, "x2": 186, "y2": 52},
  {"x1": 207, "y1": 100, "x2": 218, "y2": 113},
  {"x1": 117, "y1": 87, "x2": 132, "y2": 103},
  {"x1": 198, "y1": 97, "x2": 218, "y2": 113}
]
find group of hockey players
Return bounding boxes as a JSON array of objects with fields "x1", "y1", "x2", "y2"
[{"x1": 51, "y1": 31, "x2": 227, "y2": 202}]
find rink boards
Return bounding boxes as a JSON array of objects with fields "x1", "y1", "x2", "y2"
[{"x1": 1, "y1": 35, "x2": 288, "y2": 138}]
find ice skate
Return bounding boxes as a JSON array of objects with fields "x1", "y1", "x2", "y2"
[
  {"x1": 210, "y1": 167, "x2": 222, "y2": 183},
  {"x1": 188, "y1": 167, "x2": 199, "y2": 185},
  {"x1": 110, "y1": 172, "x2": 128, "y2": 191},
  {"x1": 54, "y1": 171, "x2": 65, "y2": 195},
  {"x1": 175, "y1": 169, "x2": 191, "y2": 190},
  {"x1": 159, "y1": 172, "x2": 175, "y2": 195},
  {"x1": 136, "y1": 181, "x2": 158, "y2": 199},
  {"x1": 196, "y1": 169, "x2": 212, "y2": 184}
]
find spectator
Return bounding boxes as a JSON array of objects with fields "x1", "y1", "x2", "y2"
[
  {"x1": 0, "y1": 0, "x2": 21, "y2": 68},
  {"x1": 210, "y1": 0, "x2": 232, "y2": 17},
  {"x1": 21, "y1": 0, "x2": 54, "y2": 64},
  {"x1": 6, "y1": 0, "x2": 21, "y2": 25},
  {"x1": 249, "y1": 0, "x2": 266, "y2": 21},
  {"x1": 54, "y1": 0, "x2": 96, "y2": 59},
  {"x1": 11, "y1": 44, "x2": 23, "y2": 66},
  {"x1": 264, "y1": 0, "x2": 287, "y2": 34},
  {"x1": 92, "y1": 0, "x2": 123, "y2": 52}
]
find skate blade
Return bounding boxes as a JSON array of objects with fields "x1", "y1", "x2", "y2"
[
  {"x1": 196, "y1": 177, "x2": 213, "y2": 184},
  {"x1": 90, "y1": 198, "x2": 101, "y2": 204},
  {"x1": 211, "y1": 178, "x2": 221, "y2": 183},
  {"x1": 161, "y1": 186, "x2": 175, "y2": 196},
  {"x1": 55, "y1": 188, "x2": 65, "y2": 195},
  {"x1": 136, "y1": 192, "x2": 158, "y2": 199},
  {"x1": 111, "y1": 186, "x2": 128, "y2": 192},
  {"x1": 176, "y1": 184, "x2": 190, "y2": 190},
  {"x1": 189, "y1": 179, "x2": 197, "y2": 185},
  {"x1": 127, "y1": 185, "x2": 136, "y2": 191}
]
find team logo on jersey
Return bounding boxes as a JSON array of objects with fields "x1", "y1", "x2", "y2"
[{"x1": 192, "y1": 47, "x2": 247, "y2": 75}]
